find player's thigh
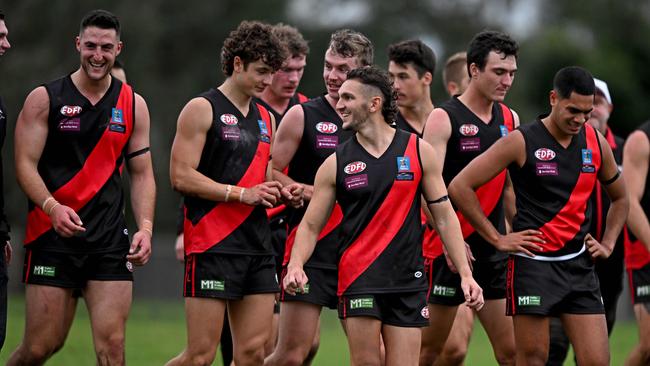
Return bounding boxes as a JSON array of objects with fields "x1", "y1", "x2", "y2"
[
  {"x1": 561, "y1": 313, "x2": 609, "y2": 365},
  {"x1": 275, "y1": 301, "x2": 322, "y2": 351},
  {"x1": 382, "y1": 324, "x2": 420, "y2": 366}
]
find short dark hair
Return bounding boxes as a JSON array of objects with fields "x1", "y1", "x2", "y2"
[
  {"x1": 80, "y1": 9, "x2": 120, "y2": 37},
  {"x1": 221, "y1": 20, "x2": 287, "y2": 77},
  {"x1": 466, "y1": 30, "x2": 518, "y2": 76},
  {"x1": 0, "y1": 10, "x2": 5, "y2": 20},
  {"x1": 553, "y1": 66, "x2": 595, "y2": 99},
  {"x1": 347, "y1": 66, "x2": 398, "y2": 124},
  {"x1": 387, "y1": 40, "x2": 436, "y2": 78},
  {"x1": 443, "y1": 52, "x2": 467, "y2": 87},
  {"x1": 328, "y1": 29, "x2": 374, "y2": 67},
  {"x1": 273, "y1": 23, "x2": 309, "y2": 58}
]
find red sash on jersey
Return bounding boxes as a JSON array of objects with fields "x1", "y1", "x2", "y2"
[
  {"x1": 24, "y1": 83, "x2": 135, "y2": 244},
  {"x1": 624, "y1": 228, "x2": 650, "y2": 270},
  {"x1": 538, "y1": 124, "x2": 601, "y2": 252},
  {"x1": 282, "y1": 203, "x2": 343, "y2": 266},
  {"x1": 184, "y1": 104, "x2": 272, "y2": 255},
  {"x1": 338, "y1": 134, "x2": 421, "y2": 295},
  {"x1": 423, "y1": 103, "x2": 514, "y2": 258}
]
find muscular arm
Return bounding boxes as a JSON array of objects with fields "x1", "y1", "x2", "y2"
[
  {"x1": 271, "y1": 104, "x2": 307, "y2": 192},
  {"x1": 623, "y1": 131, "x2": 650, "y2": 250},
  {"x1": 502, "y1": 110, "x2": 520, "y2": 231}
]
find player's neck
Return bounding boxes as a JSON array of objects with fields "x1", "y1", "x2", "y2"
[
  {"x1": 260, "y1": 89, "x2": 290, "y2": 114},
  {"x1": 541, "y1": 116, "x2": 573, "y2": 148},
  {"x1": 70, "y1": 68, "x2": 112, "y2": 105},
  {"x1": 324, "y1": 94, "x2": 339, "y2": 110},
  {"x1": 399, "y1": 99, "x2": 433, "y2": 132},
  {"x1": 356, "y1": 117, "x2": 396, "y2": 158},
  {"x1": 218, "y1": 78, "x2": 252, "y2": 116},
  {"x1": 457, "y1": 86, "x2": 494, "y2": 124}
]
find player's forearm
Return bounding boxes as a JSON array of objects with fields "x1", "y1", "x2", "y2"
[
  {"x1": 599, "y1": 196, "x2": 628, "y2": 252},
  {"x1": 130, "y1": 168, "x2": 156, "y2": 231},
  {"x1": 15, "y1": 159, "x2": 54, "y2": 208},
  {"x1": 171, "y1": 164, "x2": 235, "y2": 202},
  {"x1": 432, "y1": 204, "x2": 472, "y2": 278},
  {"x1": 627, "y1": 200, "x2": 650, "y2": 252},
  {"x1": 448, "y1": 183, "x2": 501, "y2": 245},
  {"x1": 287, "y1": 221, "x2": 320, "y2": 269},
  {"x1": 272, "y1": 168, "x2": 298, "y2": 187}
]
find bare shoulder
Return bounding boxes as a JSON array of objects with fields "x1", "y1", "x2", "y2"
[{"x1": 177, "y1": 97, "x2": 213, "y2": 133}]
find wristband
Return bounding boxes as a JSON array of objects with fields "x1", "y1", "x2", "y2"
[
  {"x1": 46, "y1": 202, "x2": 60, "y2": 216},
  {"x1": 140, "y1": 219, "x2": 153, "y2": 236},
  {"x1": 42, "y1": 196, "x2": 56, "y2": 212},
  {"x1": 239, "y1": 188, "x2": 246, "y2": 202},
  {"x1": 225, "y1": 185, "x2": 233, "y2": 202}
]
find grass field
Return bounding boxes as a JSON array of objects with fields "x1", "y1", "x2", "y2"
[{"x1": 0, "y1": 296, "x2": 640, "y2": 365}]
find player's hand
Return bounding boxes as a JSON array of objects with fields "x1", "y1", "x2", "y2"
[
  {"x1": 241, "y1": 181, "x2": 282, "y2": 208},
  {"x1": 281, "y1": 183, "x2": 304, "y2": 208},
  {"x1": 460, "y1": 275, "x2": 484, "y2": 311},
  {"x1": 494, "y1": 230, "x2": 545, "y2": 257},
  {"x1": 283, "y1": 263, "x2": 309, "y2": 296},
  {"x1": 127, "y1": 230, "x2": 152, "y2": 266},
  {"x1": 49, "y1": 204, "x2": 86, "y2": 238},
  {"x1": 586, "y1": 233, "x2": 612, "y2": 259},
  {"x1": 174, "y1": 234, "x2": 184, "y2": 262},
  {"x1": 4, "y1": 241, "x2": 11, "y2": 264},
  {"x1": 443, "y1": 242, "x2": 475, "y2": 273},
  {"x1": 302, "y1": 185, "x2": 314, "y2": 202}
]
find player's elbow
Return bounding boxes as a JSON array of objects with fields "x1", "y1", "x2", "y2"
[{"x1": 170, "y1": 166, "x2": 191, "y2": 194}]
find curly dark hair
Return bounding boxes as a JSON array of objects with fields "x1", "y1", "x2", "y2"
[
  {"x1": 347, "y1": 66, "x2": 398, "y2": 124},
  {"x1": 466, "y1": 30, "x2": 518, "y2": 76},
  {"x1": 80, "y1": 9, "x2": 120, "y2": 37},
  {"x1": 272, "y1": 23, "x2": 309, "y2": 58},
  {"x1": 328, "y1": 29, "x2": 374, "y2": 67},
  {"x1": 221, "y1": 21, "x2": 287, "y2": 77},
  {"x1": 387, "y1": 39, "x2": 436, "y2": 78},
  {"x1": 553, "y1": 66, "x2": 595, "y2": 99}
]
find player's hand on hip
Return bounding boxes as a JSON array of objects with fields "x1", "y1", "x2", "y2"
[
  {"x1": 585, "y1": 233, "x2": 611, "y2": 259},
  {"x1": 281, "y1": 183, "x2": 304, "y2": 208},
  {"x1": 495, "y1": 230, "x2": 545, "y2": 257},
  {"x1": 461, "y1": 276, "x2": 484, "y2": 311},
  {"x1": 283, "y1": 264, "x2": 308, "y2": 296},
  {"x1": 242, "y1": 181, "x2": 282, "y2": 208},
  {"x1": 50, "y1": 204, "x2": 85, "y2": 238},
  {"x1": 127, "y1": 230, "x2": 152, "y2": 266}
]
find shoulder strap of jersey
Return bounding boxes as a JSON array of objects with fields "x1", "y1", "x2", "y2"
[
  {"x1": 499, "y1": 103, "x2": 514, "y2": 131},
  {"x1": 297, "y1": 93, "x2": 309, "y2": 103}
]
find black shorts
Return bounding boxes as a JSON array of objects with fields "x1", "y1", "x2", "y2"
[
  {"x1": 280, "y1": 266, "x2": 338, "y2": 309},
  {"x1": 628, "y1": 262, "x2": 650, "y2": 305},
  {"x1": 506, "y1": 253, "x2": 604, "y2": 316},
  {"x1": 184, "y1": 253, "x2": 279, "y2": 299},
  {"x1": 23, "y1": 246, "x2": 133, "y2": 288},
  {"x1": 338, "y1": 291, "x2": 429, "y2": 327},
  {"x1": 425, "y1": 255, "x2": 506, "y2": 306}
]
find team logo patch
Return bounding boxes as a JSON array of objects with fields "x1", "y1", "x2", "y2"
[
  {"x1": 581, "y1": 149, "x2": 593, "y2": 164},
  {"x1": 344, "y1": 161, "x2": 366, "y2": 175},
  {"x1": 316, "y1": 121, "x2": 338, "y2": 134},
  {"x1": 126, "y1": 261, "x2": 134, "y2": 272},
  {"x1": 258, "y1": 120, "x2": 269, "y2": 135},
  {"x1": 111, "y1": 108, "x2": 124, "y2": 124},
  {"x1": 414, "y1": 271, "x2": 422, "y2": 278},
  {"x1": 397, "y1": 157, "x2": 410, "y2": 172},
  {"x1": 534, "y1": 148, "x2": 556, "y2": 161},
  {"x1": 58, "y1": 118, "x2": 81, "y2": 132},
  {"x1": 421, "y1": 306, "x2": 430, "y2": 319},
  {"x1": 60, "y1": 105, "x2": 82, "y2": 117},
  {"x1": 517, "y1": 295, "x2": 541, "y2": 306},
  {"x1": 220, "y1": 114, "x2": 238, "y2": 125},
  {"x1": 500, "y1": 125, "x2": 509, "y2": 137},
  {"x1": 123, "y1": 229, "x2": 129, "y2": 235},
  {"x1": 459, "y1": 124, "x2": 479, "y2": 136}
]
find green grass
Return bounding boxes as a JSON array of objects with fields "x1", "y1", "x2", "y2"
[{"x1": 0, "y1": 296, "x2": 640, "y2": 365}]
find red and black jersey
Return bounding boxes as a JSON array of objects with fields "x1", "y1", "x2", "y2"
[
  {"x1": 283, "y1": 94, "x2": 353, "y2": 270},
  {"x1": 25, "y1": 75, "x2": 133, "y2": 253},
  {"x1": 183, "y1": 88, "x2": 273, "y2": 256},
  {"x1": 254, "y1": 92, "x2": 308, "y2": 128},
  {"x1": 393, "y1": 111, "x2": 424, "y2": 137},
  {"x1": 626, "y1": 121, "x2": 650, "y2": 269},
  {"x1": 510, "y1": 118, "x2": 602, "y2": 259},
  {"x1": 424, "y1": 97, "x2": 514, "y2": 261},
  {"x1": 335, "y1": 130, "x2": 427, "y2": 296}
]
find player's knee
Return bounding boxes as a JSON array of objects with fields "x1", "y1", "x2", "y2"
[
  {"x1": 95, "y1": 334, "x2": 125, "y2": 364},
  {"x1": 440, "y1": 342, "x2": 469, "y2": 365},
  {"x1": 186, "y1": 352, "x2": 217, "y2": 366},
  {"x1": 234, "y1": 346, "x2": 265, "y2": 366},
  {"x1": 493, "y1": 344, "x2": 516, "y2": 365},
  {"x1": 418, "y1": 344, "x2": 440, "y2": 366},
  {"x1": 518, "y1": 346, "x2": 548, "y2": 366},
  {"x1": 23, "y1": 343, "x2": 56, "y2": 363}
]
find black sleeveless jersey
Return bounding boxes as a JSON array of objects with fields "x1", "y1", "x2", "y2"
[
  {"x1": 335, "y1": 130, "x2": 427, "y2": 295},
  {"x1": 254, "y1": 92, "x2": 308, "y2": 127},
  {"x1": 283, "y1": 94, "x2": 353, "y2": 270},
  {"x1": 433, "y1": 97, "x2": 513, "y2": 261},
  {"x1": 25, "y1": 75, "x2": 133, "y2": 253},
  {"x1": 393, "y1": 111, "x2": 424, "y2": 137},
  {"x1": 183, "y1": 88, "x2": 273, "y2": 256},
  {"x1": 510, "y1": 118, "x2": 602, "y2": 259},
  {"x1": 0, "y1": 96, "x2": 9, "y2": 241}
]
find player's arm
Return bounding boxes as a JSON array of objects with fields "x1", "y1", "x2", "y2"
[
  {"x1": 448, "y1": 131, "x2": 544, "y2": 256},
  {"x1": 268, "y1": 110, "x2": 303, "y2": 208},
  {"x1": 14, "y1": 87, "x2": 84, "y2": 237},
  {"x1": 271, "y1": 104, "x2": 311, "y2": 198},
  {"x1": 623, "y1": 131, "x2": 650, "y2": 251},
  {"x1": 283, "y1": 154, "x2": 337, "y2": 295},
  {"x1": 586, "y1": 132, "x2": 628, "y2": 259},
  {"x1": 125, "y1": 93, "x2": 156, "y2": 265},
  {"x1": 502, "y1": 110, "x2": 520, "y2": 232},
  {"x1": 419, "y1": 140, "x2": 483, "y2": 310},
  {"x1": 170, "y1": 98, "x2": 280, "y2": 208}
]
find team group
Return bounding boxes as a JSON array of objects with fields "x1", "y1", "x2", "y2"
[{"x1": 1, "y1": 7, "x2": 650, "y2": 366}]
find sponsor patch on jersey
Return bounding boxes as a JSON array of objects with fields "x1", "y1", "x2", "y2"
[
  {"x1": 500, "y1": 125, "x2": 509, "y2": 137},
  {"x1": 396, "y1": 172, "x2": 414, "y2": 181},
  {"x1": 421, "y1": 306, "x2": 430, "y2": 319},
  {"x1": 316, "y1": 135, "x2": 338, "y2": 149},
  {"x1": 459, "y1": 137, "x2": 481, "y2": 152},
  {"x1": 258, "y1": 120, "x2": 269, "y2": 135},
  {"x1": 220, "y1": 114, "x2": 238, "y2": 126},
  {"x1": 316, "y1": 121, "x2": 338, "y2": 134},
  {"x1": 201, "y1": 280, "x2": 225, "y2": 291},
  {"x1": 222, "y1": 126, "x2": 241, "y2": 141},
  {"x1": 536, "y1": 162, "x2": 559, "y2": 176},
  {"x1": 534, "y1": 148, "x2": 556, "y2": 161},
  {"x1": 58, "y1": 118, "x2": 81, "y2": 132},
  {"x1": 111, "y1": 108, "x2": 124, "y2": 124},
  {"x1": 397, "y1": 157, "x2": 410, "y2": 172},
  {"x1": 349, "y1": 297, "x2": 374, "y2": 310},
  {"x1": 109, "y1": 124, "x2": 126, "y2": 133},
  {"x1": 60, "y1": 105, "x2": 82, "y2": 117},
  {"x1": 517, "y1": 295, "x2": 541, "y2": 306},
  {"x1": 33, "y1": 265, "x2": 56, "y2": 277},
  {"x1": 459, "y1": 124, "x2": 479, "y2": 136},
  {"x1": 344, "y1": 161, "x2": 367, "y2": 175},
  {"x1": 582, "y1": 165, "x2": 596, "y2": 173},
  {"x1": 581, "y1": 149, "x2": 593, "y2": 164},
  {"x1": 344, "y1": 174, "x2": 369, "y2": 190}
]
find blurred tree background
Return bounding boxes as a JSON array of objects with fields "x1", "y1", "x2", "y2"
[{"x1": 1, "y1": 0, "x2": 649, "y2": 296}]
